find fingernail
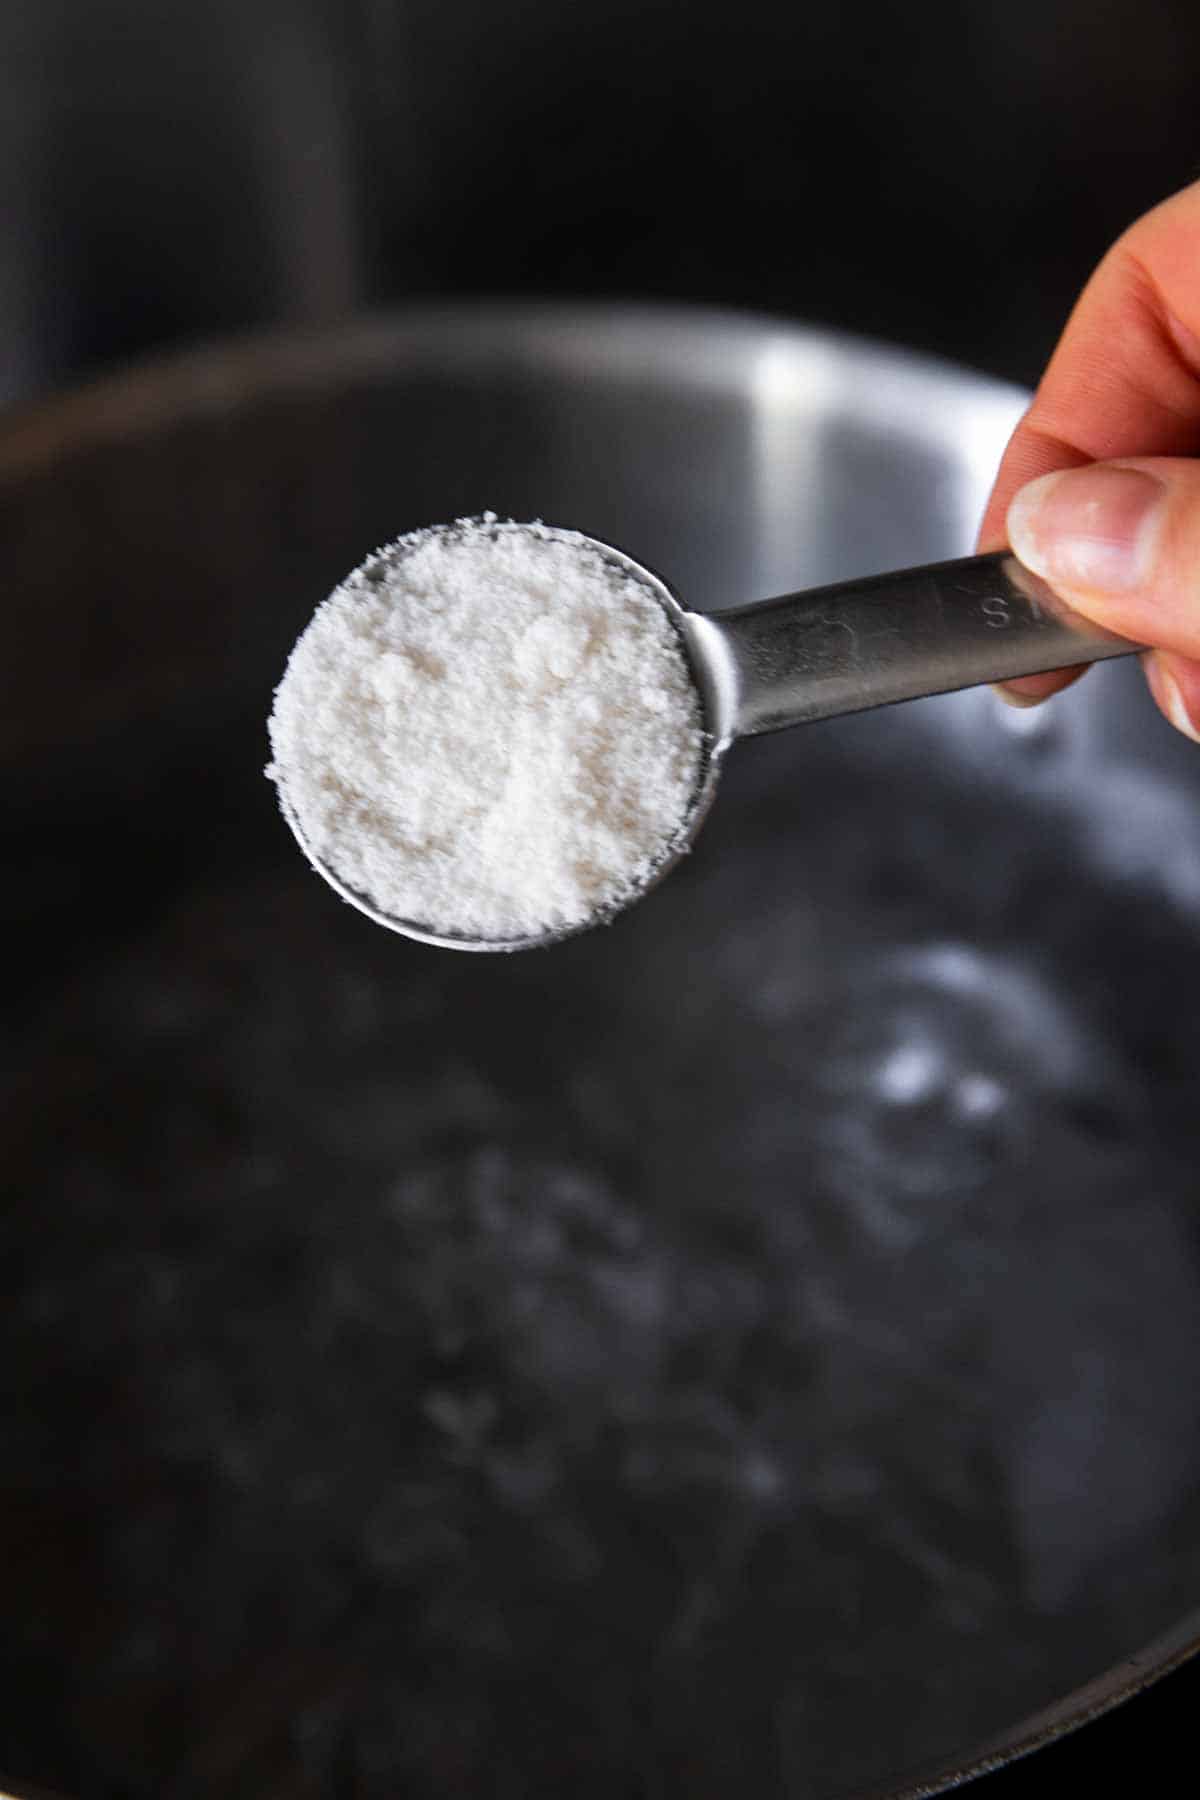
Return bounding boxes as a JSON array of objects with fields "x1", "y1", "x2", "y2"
[
  {"x1": 992, "y1": 680, "x2": 1048, "y2": 709},
  {"x1": 1008, "y1": 465, "x2": 1165, "y2": 592},
  {"x1": 1150, "y1": 657, "x2": 1200, "y2": 745}
]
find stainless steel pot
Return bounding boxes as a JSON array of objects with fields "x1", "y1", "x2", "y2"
[{"x1": 3, "y1": 307, "x2": 1200, "y2": 1800}]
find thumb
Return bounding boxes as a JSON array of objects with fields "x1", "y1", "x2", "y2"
[{"x1": 1006, "y1": 457, "x2": 1200, "y2": 742}]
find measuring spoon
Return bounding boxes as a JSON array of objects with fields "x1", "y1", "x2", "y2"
[{"x1": 282, "y1": 532, "x2": 1140, "y2": 950}]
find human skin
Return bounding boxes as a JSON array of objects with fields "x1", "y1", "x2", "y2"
[{"x1": 976, "y1": 179, "x2": 1200, "y2": 742}]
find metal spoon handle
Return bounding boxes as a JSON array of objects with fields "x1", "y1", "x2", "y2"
[{"x1": 704, "y1": 550, "x2": 1143, "y2": 740}]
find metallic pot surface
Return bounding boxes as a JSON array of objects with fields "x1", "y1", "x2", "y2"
[{"x1": 3, "y1": 307, "x2": 1200, "y2": 1800}]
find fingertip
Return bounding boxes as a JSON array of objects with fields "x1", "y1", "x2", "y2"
[
  {"x1": 1143, "y1": 650, "x2": 1200, "y2": 744},
  {"x1": 1004, "y1": 471, "x2": 1066, "y2": 582},
  {"x1": 992, "y1": 666, "x2": 1087, "y2": 709},
  {"x1": 992, "y1": 683, "x2": 1048, "y2": 710}
]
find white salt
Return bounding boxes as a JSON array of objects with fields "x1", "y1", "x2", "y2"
[{"x1": 266, "y1": 517, "x2": 705, "y2": 943}]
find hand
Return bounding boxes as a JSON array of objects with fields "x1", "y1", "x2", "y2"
[{"x1": 977, "y1": 180, "x2": 1200, "y2": 741}]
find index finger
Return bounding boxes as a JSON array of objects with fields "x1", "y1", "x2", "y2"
[{"x1": 977, "y1": 178, "x2": 1200, "y2": 554}]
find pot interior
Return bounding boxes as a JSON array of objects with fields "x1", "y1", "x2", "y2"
[{"x1": 4, "y1": 310, "x2": 1200, "y2": 1800}]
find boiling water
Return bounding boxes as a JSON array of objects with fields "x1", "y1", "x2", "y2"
[{"x1": 5, "y1": 689, "x2": 1200, "y2": 1799}]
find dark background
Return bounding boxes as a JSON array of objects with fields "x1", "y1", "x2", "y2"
[
  {"x1": 3, "y1": 0, "x2": 1200, "y2": 406},
  {"x1": 4, "y1": 2, "x2": 1200, "y2": 1795}
]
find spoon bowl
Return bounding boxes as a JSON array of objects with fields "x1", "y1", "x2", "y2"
[{"x1": 275, "y1": 526, "x2": 734, "y2": 952}]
